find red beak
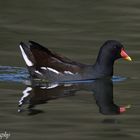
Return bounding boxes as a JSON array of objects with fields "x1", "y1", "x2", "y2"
[{"x1": 120, "y1": 49, "x2": 132, "y2": 61}]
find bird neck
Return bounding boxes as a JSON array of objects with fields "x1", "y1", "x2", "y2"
[{"x1": 94, "y1": 59, "x2": 114, "y2": 77}]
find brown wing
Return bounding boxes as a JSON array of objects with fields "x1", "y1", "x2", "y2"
[{"x1": 29, "y1": 41, "x2": 85, "y2": 73}]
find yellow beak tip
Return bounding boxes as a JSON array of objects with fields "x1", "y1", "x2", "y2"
[{"x1": 125, "y1": 56, "x2": 132, "y2": 61}]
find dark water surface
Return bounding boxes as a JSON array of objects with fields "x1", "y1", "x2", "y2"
[{"x1": 0, "y1": 0, "x2": 140, "y2": 140}]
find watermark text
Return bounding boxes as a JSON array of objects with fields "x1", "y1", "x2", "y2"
[{"x1": 0, "y1": 131, "x2": 10, "y2": 139}]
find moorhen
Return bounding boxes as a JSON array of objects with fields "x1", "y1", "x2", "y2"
[{"x1": 19, "y1": 40, "x2": 131, "y2": 82}]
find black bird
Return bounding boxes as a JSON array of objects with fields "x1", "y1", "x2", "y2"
[{"x1": 19, "y1": 40, "x2": 131, "y2": 82}]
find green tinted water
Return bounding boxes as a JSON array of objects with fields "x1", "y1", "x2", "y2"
[{"x1": 0, "y1": 0, "x2": 140, "y2": 140}]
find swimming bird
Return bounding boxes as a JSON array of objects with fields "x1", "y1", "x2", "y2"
[{"x1": 19, "y1": 40, "x2": 131, "y2": 82}]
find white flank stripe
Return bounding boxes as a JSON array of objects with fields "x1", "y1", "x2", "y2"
[
  {"x1": 41, "y1": 67, "x2": 47, "y2": 70},
  {"x1": 35, "y1": 70, "x2": 42, "y2": 75},
  {"x1": 64, "y1": 71, "x2": 74, "y2": 75},
  {"x1": 19, "y1": 45, "x2": 33, "y2": 66},
  {"x1": 47, "y1": 83, "x2": 58, "y2": 89},
  {"x1": 47, "y1": 67, "x2": 59, "y2": 74}
]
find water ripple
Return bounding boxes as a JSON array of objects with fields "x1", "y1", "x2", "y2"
[
  {"x1": 0, "y1": 66, "x2": 29, "y2": 83},
  {"x1": 0, "y1": 66, "x2": 127, "y2": 83}
]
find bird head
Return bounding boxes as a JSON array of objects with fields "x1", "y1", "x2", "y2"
[{"x1": 97, "y1": 40, "x2": 132, "y2": 63}]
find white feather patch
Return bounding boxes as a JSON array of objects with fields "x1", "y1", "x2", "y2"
[
  {"x1": 35, "y1": 70, "x2": 42, "y2": 75},
  {"x1": 47, "y1": 67, "x2": 60, "y2": 74},
  {"x1": 19, "y1": 45, "x2": 33, "y2": 66},
  {"x1": 41, "y1": 67, "x2": 47, "y2": 70},
  {"x1": 64, "y1": 71, "x2": 74, "y2": 75}
]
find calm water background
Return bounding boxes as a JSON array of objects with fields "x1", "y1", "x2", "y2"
[{"x1": 0, "y1": 0, "x2": 140, "y2": 140}]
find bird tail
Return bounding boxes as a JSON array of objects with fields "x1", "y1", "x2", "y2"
[
  {"x1": 19, "y1": 42, "x2": 39, "y2": 78},
  {"x1": 19, "y1": 42, "x2": 35, "y2": 67}
]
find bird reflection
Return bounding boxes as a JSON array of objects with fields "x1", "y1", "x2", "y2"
[{"x1": 18, "y1": 78, "x2": 127, "y2": 115}]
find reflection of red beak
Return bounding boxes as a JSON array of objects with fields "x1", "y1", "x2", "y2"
[
  {"x1": 120, "y1": 49, "x2": 132, "y2": 61},
  {"x1": 119, "y1": 106, "x2": 126, "y2": 113},
  {"x1": 119, "y1": 105, "x2": 131, "y2": 113}
]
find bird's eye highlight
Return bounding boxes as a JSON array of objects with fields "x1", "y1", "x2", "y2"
[{"x1": 114, "y1": 46, "x2": 118, "y2": 49}]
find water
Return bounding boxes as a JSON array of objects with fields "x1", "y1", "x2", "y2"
[{"x1": 0, "y1": 0, "x2": 140, "y2": 140}]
